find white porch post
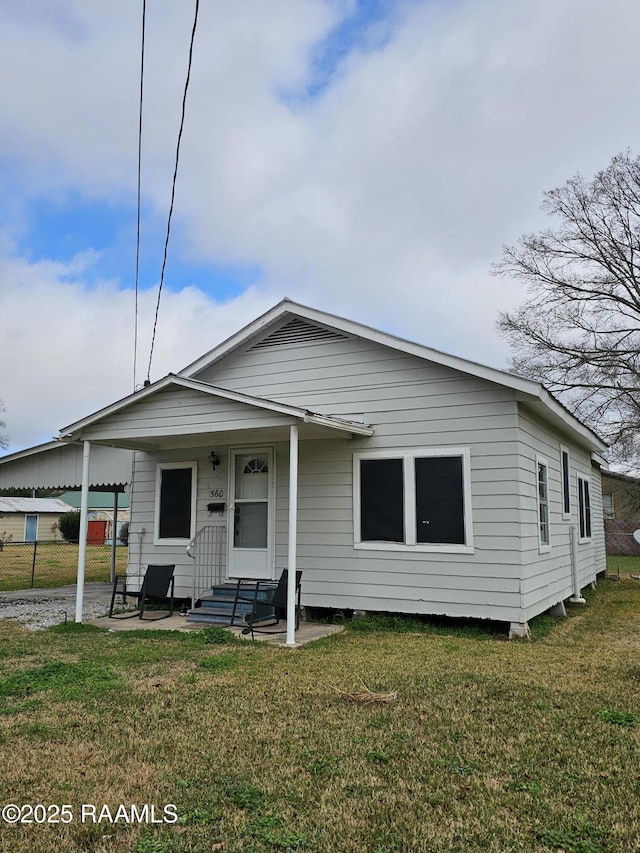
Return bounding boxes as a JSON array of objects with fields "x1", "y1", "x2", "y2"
[
  {"x1": 286, "y1": 422, "x2": 299, "y2": 646},
  {"x1": 75, "y1": 440, "x2": 91, "y2": 623},
  {"x1": 109, "y1": 490, "x2": 119, "y2": 583}
]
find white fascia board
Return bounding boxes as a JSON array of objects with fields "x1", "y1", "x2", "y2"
[
  {"x1": 304, "y1": 413, "x2": 374, "y2": 436},
  {"x1": 516, "y1": 387, "x2": 608, "y2": 453},
  {"x1": 59, "y1": 372, "x2": 372, "y2": 442},
  {"x1": 177, "y1": 299, "x2": 603, "y2": 450},
  {"x1": 178, "y1": 299, "x2": 294, "y2": 377},
  {"x1": 59, "y1": 375, "x2": 180, "y2": 438},
  {"x1": 0, "y1": 440, "x2": 66, "y2": 464},
  {"x1": 60, "y1": 373, "x2": 302, "y2": 439},
  {"x1": 59, "y1": 374, "x2": 299, "y2": 438},
  {"x1": 174, "y1": 375, "x2": 308, "y2": 418},
  {"x1": 180, "y1": 377, "x2": 374, "y2": 435},
  {"x1": 179, "y1": 298, "x2": 541, "y2": 395}
]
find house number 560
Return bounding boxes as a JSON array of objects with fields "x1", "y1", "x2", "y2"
[{"x1": 210, "y1": 489, "x2": 224, "y2": 498}]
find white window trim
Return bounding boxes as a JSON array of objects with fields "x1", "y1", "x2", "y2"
[
  {"x1": 353, "y1": 446, "x2": 474, "y2": 554},
  {"x1": 154, "y1": 461, "x2": 198, "y2": 545},
  {"x1": 560, "y1": 445, "x2": 571, "y2": 520},
  {"x1": 24, "y1": 514, "x2": 39, "y2": 541},
  {"x1": 577, "y1": 474, "x2": 592, "y2": 543},
  {"x1": 536, "y1": 455, "x2": 551, "y2": 553},
  {"x1": 602, "y1": 493, "x2": 614, "y2": 519}
]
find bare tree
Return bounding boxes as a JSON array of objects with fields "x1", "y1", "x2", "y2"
[{"x1": 494, "y1": 150, "x2": 640, "y2": 467}]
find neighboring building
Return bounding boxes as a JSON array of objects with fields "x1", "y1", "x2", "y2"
[
  {"x1": 58, "y1": 491, "x2": 130, "y2": 546},
  {"x1": 0, "y1": 497, "x2": 73, "y2": 543},
  {"x1": 601, "y1": 470, "x2": 640, "y2": 556},
  {"x1": 27, "y1": 298, "x2": 605, "y2": 639}
]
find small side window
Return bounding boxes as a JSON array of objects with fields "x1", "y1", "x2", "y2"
[
  {"x1": 578, "y1": 477, "x2": 592, "y2": 541},
  {"x1": 602, "y1": 493, "x2": 614, "y2": 518},
  {"x1": 560, "y1": 448, "x2": 570, "y2": 518},
  {"x1": 537, "y1": 458, "x2": 550, "y2": 549}
]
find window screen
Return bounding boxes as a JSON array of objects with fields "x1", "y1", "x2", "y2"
[
  {"x1": 159, "y1": 467, "x2": 193, "y2": 539},
  {"x1": 578, "y1": 478, "x2": 591, "y2": 539},
  {"x1": 561, "y1": 450, "x2": 570, "y2": 515},
  {"x1": 360, "y1": 458, "x2": 404, "y2": 542},
  {"x1": 415, "y1": 456, "x2": 465, "y2": 544},
  {"x1": 538, "y1": 461, "x2": 550, "y2": 546}
]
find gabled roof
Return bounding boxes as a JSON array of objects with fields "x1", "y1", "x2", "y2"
[
  {"x1": 59, "y1": 374, "x2": 374, "y2": 442},
  {"x1": 178, "y1": 299, "x2": 607, "y2": 454}
]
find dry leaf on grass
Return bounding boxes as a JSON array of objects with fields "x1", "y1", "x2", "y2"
[{"x1": 330, "y1": 680, "x2": 398, "y2": 704}]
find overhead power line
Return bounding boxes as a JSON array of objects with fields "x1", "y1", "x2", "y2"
[
  {"x1": 133, "y1": 0, "x2": 146, "y2": 391},
  {"x1": 145, "y1": 0, "x2": 200, "y2": 386}
]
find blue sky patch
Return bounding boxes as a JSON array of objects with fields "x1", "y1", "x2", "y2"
[
  {"x1": 10, "y1": 192, "x2": 259, "y2": 301},
  {"x1": 286, "y1": 0, "x2": 408, "y2": 103}
]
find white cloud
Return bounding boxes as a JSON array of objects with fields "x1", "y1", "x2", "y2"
[
  {"x1": 0, "y1": 249, "x2": 276, "y2": 451},
  {"x1": 2, "y1": 0, "x2": 640, "y2": 451}
]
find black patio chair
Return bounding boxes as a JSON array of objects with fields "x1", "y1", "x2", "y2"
[
  {"x1": 108, "y1": 564, "x2": 176, "y2": 620},
  {"x1": 238, "y1": 570, "x2": 302, "y2": 638}
]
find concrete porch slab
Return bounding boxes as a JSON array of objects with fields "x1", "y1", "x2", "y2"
[{"x1": 89, "y1": 612, "x2": 344, "y2": 646}]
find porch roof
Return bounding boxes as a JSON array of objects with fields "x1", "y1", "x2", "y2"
[
  {"x1": 59, "y1": 374, "x2": 374, "y2": 451},
  {"x1": 0, "y1": 440, "x2": 132, "y2": 490}
]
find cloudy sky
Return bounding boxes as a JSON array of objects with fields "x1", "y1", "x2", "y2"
[{"x1": 1, "y1": 0, "x2": 639, "y2": 454}]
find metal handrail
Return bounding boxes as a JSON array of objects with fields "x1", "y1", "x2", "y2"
[{"x1": 187, "y1": 525, "x2": 226, "y2": 606}]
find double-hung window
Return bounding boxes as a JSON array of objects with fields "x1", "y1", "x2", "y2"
[
  {"x1": 354, "y1": 447, "x2": 473, "y2": 553},
  {"x1": 536, "y1": 457, "x2": 550, "y2": 550},
  {"x1": 560, "y1": 447, "x2": 571, "y2": 519},
  {"x1": 154, "y1": 462, "x2": 197, "y2": 544},
  {"x1": 578, "y1": 476, "x2": 592, "y2": 541}
]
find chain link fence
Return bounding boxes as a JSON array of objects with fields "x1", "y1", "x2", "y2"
[
  {"x1": 0, "y1": 540, "x2": 128, "y2": 592},
  {"x1": 604, "y1": 519, "x2": 640, "y2": 557}
]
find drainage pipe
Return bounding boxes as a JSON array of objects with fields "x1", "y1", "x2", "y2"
[{"x1": 569, "y1": 524, "x2": 586, "y2": 604}]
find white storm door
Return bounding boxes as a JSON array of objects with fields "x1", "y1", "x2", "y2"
[{"x1": 228, "y1": 448, "x2": 274, "y2": 579}]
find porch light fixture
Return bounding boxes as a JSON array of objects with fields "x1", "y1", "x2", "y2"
[{"x1": 208, "y1": 451, "x2": 220, "y2": 471}]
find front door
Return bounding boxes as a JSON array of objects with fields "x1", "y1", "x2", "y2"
[
  {"x1": 228, "y1": 448, "x2": 274, "y2": 579},
  {"x1": 24, "y1": 514, "x2": 38, "y2": 543}
]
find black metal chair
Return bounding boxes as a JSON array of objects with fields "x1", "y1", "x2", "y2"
[
  {"x1": 109, "y1": 564, "x2": 176, "y2": 620},
  {"x1": 237, "y1": 570, "x2": 302, "y2": 638}
]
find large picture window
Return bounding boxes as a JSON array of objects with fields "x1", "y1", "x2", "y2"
[
  {"x1": 354, "y1": 448, "x2": 473, "y2": 553},
  {"x1": 155, "y1": 462, "x2": 197, "y2": 543}
]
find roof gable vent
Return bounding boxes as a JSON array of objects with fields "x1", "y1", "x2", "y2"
[{"x1": 251, "y1": 317, "x2": 348, "y2": 349}]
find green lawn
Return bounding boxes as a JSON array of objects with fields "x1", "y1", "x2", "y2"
[
  {"x1": 0, "y1": 573, "x2": 639, "y2": 852},
  {"x1": 0, "y1": 542, "x2": 127, "y2": 591}
]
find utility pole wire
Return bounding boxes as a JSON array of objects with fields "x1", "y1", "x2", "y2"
[
  {"x1": 133, "y1": 0, "x2": 146, "y2": 391},
  {"x1": 146, "y1": 0, "x2": 200, "y2": 385}
]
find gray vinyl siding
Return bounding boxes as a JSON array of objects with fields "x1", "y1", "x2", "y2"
[
  {"x1": 120, "y1": 331, "x2": 603, "y2": 625},
  {"x1": 191, "y1": 334, "x2": 526, "y2": 622},
  {"x1": 516, "y1": 406, "x2": 605, "y2": 620},
  {"x1": 126, "y1": 447, "x2": 231, "y2": 592},
  {"x1": 79, "y1": 385, "x2": 294, "y2": 444}
]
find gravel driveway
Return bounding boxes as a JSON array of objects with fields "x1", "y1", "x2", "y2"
[{"x1": 0, "y1": 584, "x2": 112, "y2": 630}]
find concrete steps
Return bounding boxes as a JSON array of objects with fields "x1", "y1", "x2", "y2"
[{"x1": 186, "y1": 582, "x2": 274, "y2": 626}]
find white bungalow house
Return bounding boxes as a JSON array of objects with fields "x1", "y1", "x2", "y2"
[{"x1": 0, "y1": 300, "x2": 607, "y2": 640}]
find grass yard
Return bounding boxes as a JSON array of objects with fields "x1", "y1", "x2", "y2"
[
  {"x1": 0, "y1": 573, "x2": 639, "y2": 852},
  {"x1": 0, "y1": 542, "x2": 127, "y2": 591}
]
